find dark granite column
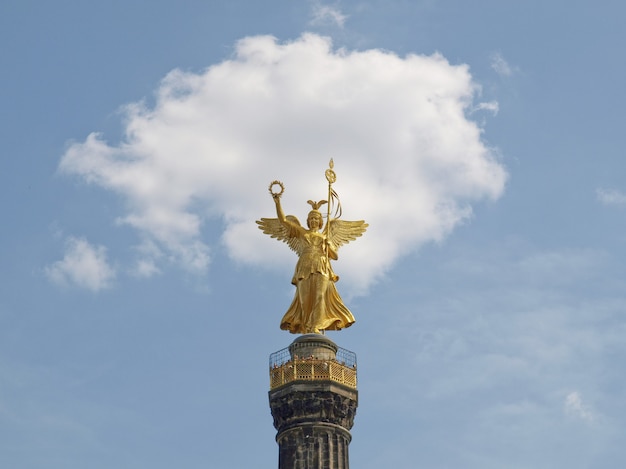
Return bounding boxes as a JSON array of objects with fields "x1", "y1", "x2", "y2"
[{"x1": 269, "y1": 334, "x2": 358, "y2": 469}]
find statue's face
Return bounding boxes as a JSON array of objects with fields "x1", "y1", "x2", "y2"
[{"x1": 307, "y1": 213, "x2": 322, "y2": 231}]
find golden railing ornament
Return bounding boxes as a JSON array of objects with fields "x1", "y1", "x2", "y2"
[
  {"x1": 269, "y1": 342, "x2": 358, "y2": 389},
  {"x1": 269, "y1": 357, "x2": 357, "y2": 390}
]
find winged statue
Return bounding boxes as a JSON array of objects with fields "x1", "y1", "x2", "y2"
[{"x1": 257, "y1": 163, "x2": 368, "y2": 334}]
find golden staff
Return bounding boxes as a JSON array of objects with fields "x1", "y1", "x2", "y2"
[{"x1": 324, "y1": 158, "x2": 336, "y2": 237}]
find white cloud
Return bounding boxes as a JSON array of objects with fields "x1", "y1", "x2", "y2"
[
  {"x1": 596, "y1": 187, "x2": 626, "y2": 205},
  {"x1": 310, "y1": 1, "x2": 348, "y2": 28},
  {"x1": 490, "y1": 52, "x2": 514, "y2": 77},
  {"x1": 564, "y1": 391, "x2": 594, "y2": 422},
  {"x1": 45, "y1": 237, "x2": 115, "y2": 291},
  {"x1": 472, "y1": 100, "x2": 499, "y2": 115},
  {"x1": 60, "y1": 33, "x2": 507, "y2": 294},
  {"x1": 129, "y1": 239, "x2": 163, "y2": 278}
]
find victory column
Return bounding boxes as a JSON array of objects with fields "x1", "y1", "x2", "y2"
[{"x1": 258, "y1": 160, "x2": 367, "y2": 469}]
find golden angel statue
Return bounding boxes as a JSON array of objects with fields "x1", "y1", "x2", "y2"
[{"x1": 256, "y1": 161, "x2": 368, "y2": 334}]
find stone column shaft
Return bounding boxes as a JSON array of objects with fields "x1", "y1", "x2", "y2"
[{"x1": 269, "y1": 335, "x2": 358, "y2": 469}]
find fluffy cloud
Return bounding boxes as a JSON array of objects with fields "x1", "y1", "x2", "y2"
[
  {"x1": 490, "y1": 52, "x2": 514, "y2": 77},
  {"x1": 596, "y1": 187, "x2": 626, "y2": 205},
  {"x1": 310, "y1": 1, "x2": 348, "y2": 27},
  {"x1": 564, "y1": 391, "x2": 594, "y2": 422},
  {"x1": 473, "y1": 101, "x2": 499, "y2": 115},
  {"x1": 45, "y1": 237, "x2": 115, "y2": 291},
  {"x1": 60, "y1": 34, "x2": 506, "y2": 293}
]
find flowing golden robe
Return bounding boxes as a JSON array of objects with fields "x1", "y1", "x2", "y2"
[
  {"x1": 281, "y1": 230, "x2": 354, "y2": 334},
  {"x1": 257, "y1": 198, "x2": 367, "y2": 335}
]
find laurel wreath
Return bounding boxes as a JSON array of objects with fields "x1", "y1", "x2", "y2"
[{"x1": 268, "y1": 180, "x2": 285, "y2": 197}]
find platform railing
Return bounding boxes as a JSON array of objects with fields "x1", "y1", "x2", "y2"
[{"x1": 269, "y1": 346, "x2": 357, "y2": 390}]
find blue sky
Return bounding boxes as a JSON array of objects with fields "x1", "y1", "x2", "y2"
[{"x1": 2, "y1": 1, "x2": 626, "y2": 468}]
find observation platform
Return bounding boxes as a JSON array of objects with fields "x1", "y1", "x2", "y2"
[{"x1": 269, "y1": 334, "x2": 357, "y2": 390}]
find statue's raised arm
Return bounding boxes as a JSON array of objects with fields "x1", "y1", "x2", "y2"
[
  {"x1": 256, "y1": 182, "x2": 308, "y2": 256},
  {"x1": 256, "y1": 162, "x2": 368, "y2": 335}
]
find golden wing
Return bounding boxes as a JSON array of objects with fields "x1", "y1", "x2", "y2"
[
  {"x1": 256, "y1": 215, "x2": 307, "y2": 255},
  {"x1": 327, "y1": 218, "x2": 368, "y2": 249}
]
